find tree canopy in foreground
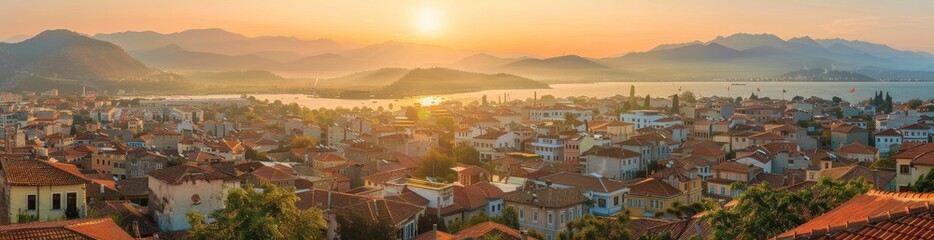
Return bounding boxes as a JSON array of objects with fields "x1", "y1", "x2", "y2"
[{"x1": 186, "y1": 183, "x2": 327, "y2": 240}]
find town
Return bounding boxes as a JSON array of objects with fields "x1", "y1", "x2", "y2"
[{"x1": 1, "y1": 86, "x2": 933, "y2": 239}]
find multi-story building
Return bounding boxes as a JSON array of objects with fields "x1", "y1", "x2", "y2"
[
  {"x1": 0, "y1": 157, "x2": 90, "y2": 224},
  {"x1": 504, "y1": 187, "x2": 588, "y2": 240},
  {"x1": 874, "y1": 129, "x2": 903, "y2": 156},
  {"x1": 584, "y1": 147, "x2": 642, "y2": 180},
  {"x1": 148, "y1": 164, "x2": 240, "y2": 231}
]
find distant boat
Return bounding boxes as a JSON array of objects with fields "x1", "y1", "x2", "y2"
[
  {"x1": 731, "y1": 83, "x2": 747, "y2": 86},
  {"x1": 372, "y1": 101, "x2": 377, "y2": 103}
]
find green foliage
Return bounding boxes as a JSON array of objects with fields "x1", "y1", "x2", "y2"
[
  {"x1": 656, "y1": 201, "x2": 710, "y2": 219},
  {"x1": 681, "y1": 90, "x2": 697, "y2": 103},
  {"x1": 452, "y1": 144, "x2": 483, "y2": 166},
  {"x1": 701, "y1": 178, "x2": 871, "y2": 239},
  {"x1": 909, "y1": 168, "x2": 934, "y2": 192},
  {"x1": 564, "y1": 112, "x2": 578, "y2": 122},
  {"x1": 446, "y1": 207, "x2": 520, "y2": 233},
  {"x1": 186, "y1": 183, "x2": 327, "y2": 240},
  {"x1": 670, "y1": 94, "x2": 680, "y2": 114},
  {"x1": 870, "y1": 157, "x2": 896, "y2": 169},
  {"x1": 749, "y1": 93, "x2": 758, "y2": 99},
  {"x1": 643, "y1": 94, "x2": 651, "y2": 109},
  {"x1": 734, "y1": 96, "x2": 743, "y2": 105},
  {"x1": 336, "y1": 208, "x2": 397, "y2": 240},
  {"x1": 290, "y1": 136, "x2": 317, "y2": 148},
  {"x1": 417, "y1": 214, "x2": 447, "y2": 234},
  {"x1": 831, "y1": 96, "x2": 842, "y2": 103},
  {"x1": 906, "y1": 98, "x2": 925, "y2": 110},
  {"x1": 639, "y1": 232, "x2": 673, "y2": 240},
  {"x1": 167, "y1": 157, "x2": 188, "y2": 167},
  {"x1": 416, "y1": 150, "x2": 457, "y2": 181},
  {"x1": 559, "y1": 213, "x2": 631, "y2": 240},
  {"x1": 245, "y1": 148, "x2": 270, "y2": 161},
  {"x1": 16, "y1": 210, "x2": 38, "y2": 223}
]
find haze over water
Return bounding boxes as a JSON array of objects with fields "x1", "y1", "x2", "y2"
[{"x1": 143, "y1": 81, "x2": 931, "y2": 110}]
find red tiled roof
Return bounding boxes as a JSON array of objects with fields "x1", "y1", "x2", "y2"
[
  {"x1": 777, "y1": 191, "x2": 934, "y2": 239},
  {"x1": 835, "y1": 142, "x2": 878, "y2": 155},
  {"x1": 251, "y1": 165, "x2": 298, "y2": 182},
  {"x1": 148, "y1": 164, "x2": 238, "y2": 185},
  {"x1": 0, "y1": 218, "x2": 133, "y2": 240},
  {"x1": 591, "y1": 147, "x2": 641, "y2": 159},
  {"x1": 0, "y1": 156, "x2": 89, "y2": 186},
  {"x1": 630, "y1": 178, "x2": 682, "y2": 198}
]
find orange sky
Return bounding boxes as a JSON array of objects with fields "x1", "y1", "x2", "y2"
[{"x1": 3, "y1": 0, "x2": 933, "y2": 57}]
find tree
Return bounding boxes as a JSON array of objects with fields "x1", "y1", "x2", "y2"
[
  {"x1": 290, "y1": 136, "x2": 317, "y2": 148},
  {"x1": 906, "y1": 98, "x2": 924, "y2": 110},
  {"x1": 749, "y1": 93, "x2": 758, "y2": 99},
  {"x1": 910, "y1": 168, "x2": 934, "y2": 192},
  {"x1": 831, "y1": 96, "x2": 843, "y2": 103},
  {"x1": 681, "y1": 90, "x2": 697, "y2": 103},
  {"x1": 735, "y1": 97, "x2": 743, "y2": 105},
  {"x1": 417, "y1": 150, "x2": 457, "y2": 182},
  {"x1": 701, "y1": 178, "x2": 871, "y2": 240},
  {"x1": 629, "y1": 85, "x2": 636, "y2": 108},
  {"x1": 656, "y1": 201, "x2": 708, "y2": 219},
  {"x1": 870, "y1": 157, "x2": 896, "y2": 169},
  {"x1": 336, "y1": 208, "x2": 397, "y2": 240},
  {"x1": 417, "y1": 214, "x2": 447, "y2": 235},
  {"x1": 643, "y1": 94, "x2": 651, "y2": 109},
  {"x1": 564, "y1": 112, "x2": 578, "y2": 122},
  {"x1": 670, "y1": 94, "x2": 680, "y2": 114},
  {"x1": 482, "y1": 95, "x2": 489, "y2": 105},
  {"x1": 186, "y1": 183, "x2": 327, "y2": 240},
  {"x1": 497, "y1": 206, "x2": 520, "y2": 229},
  {"x1": 451, "y1": 144, "x2": 482, "y2": 166},
  {"x1": 559, "y1": 214, "x2": 631, "y2": 240},
  {"x1": 167, "y1": 157, "x2": 188, "y2": 167},
  {"x1": 884, "y1": 93, "x2": 893, "y2": 113}
]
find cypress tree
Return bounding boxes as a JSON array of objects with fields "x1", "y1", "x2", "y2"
[
  {"x1": 629, "y1": 85, "x2": 636, "y2": 108},
  {"x1": 884, "y1": 92, "x2": 893, "y2": 113},
  {"x1": 644, "y1": 94, "x2": 651, "y2": 109},
  {"x1": 671, "y1": 94, "x2": 680, "y2": 114}
]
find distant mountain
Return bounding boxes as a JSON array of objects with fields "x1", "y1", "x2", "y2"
[
  {"x1": 778, "y1": 68, "x2": 875, "y2": 81},
  {"x1": 0, "y1": 29, "x2": 152, "y2": 80},
  {"x1": 709, "y1": 33, "x2": 787, "y2": 51},
  {"x1": 94, "y1": 28, "x2": 354, "y2": 56},
  {"x1": 2, "y1": 34, "x2": 31, "y2": 43},
  {"x1": 502, "y1": 55, "x2": 608, "y2": 70},
  {"x1": 279, "y1": 53, "x2": 363, "y2": 74},
  {"x1": 497, "y1": 55, "x2": 627, "y2": 81},
  {"x1": 648, "y1": 41, "x2": 703, "y2": 52},
  {"x1": 380, "y1": 68, "x2": 548, "y2": 96},
  {"x1": 317, "y1": 68, "x2": 411, "y2": 90},
  {"x1": 186, "y1": 70, "x2": 286, "y2": 84},
  {"x1": 339, "y1": 41, "x2": 474, "y2": 68},
  {"x1": 130, "y1": 44, "x2": 280, "y2": 71},
  {"x1": 452, "y1": 53, "x2": 527, "y2": 71}
]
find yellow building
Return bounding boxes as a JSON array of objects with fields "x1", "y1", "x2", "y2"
[
  {"x1": 626, "y1": 178, "x2": 688, "y2": 218},
  {"x1": 892, "y1": 143, "x2": 934, "y2": 191},
  {"x1": 0, "y1": 156, "x2": 89, "y2": 224}
]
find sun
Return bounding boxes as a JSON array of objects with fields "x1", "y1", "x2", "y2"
[{"x1": 414, "y1": 6, "x2": 442, "y2": 35}]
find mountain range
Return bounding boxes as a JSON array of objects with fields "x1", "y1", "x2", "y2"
[{"x1": 4, "y1": 28, "x2": 934, "y2": 95}]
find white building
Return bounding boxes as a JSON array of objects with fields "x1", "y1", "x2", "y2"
[
  {"x1": 148, "y1": 165, "x2": 240, "y2": 231},
  {"x1": 528, "y1": 105, "x2": 593, "y2": 122},
  {"x1": 874, "y1": 129, "x2": 903, "y2": 156},
  {"x1": 585, "y1": 147, "x2": 642, "y2": 180}
]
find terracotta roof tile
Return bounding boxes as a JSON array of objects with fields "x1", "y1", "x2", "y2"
[{"x1": 0, "y1": 156, "x2": 89, "y2": 186}]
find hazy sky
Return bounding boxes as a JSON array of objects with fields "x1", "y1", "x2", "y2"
[{"x1": 3, "y1": 0, "x2": 933, "y2": 57}]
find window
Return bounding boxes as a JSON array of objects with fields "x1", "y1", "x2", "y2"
[
  {"x1": 533, "y1": 211, "x2": 539, "y2": 223},
  {"x1": 614, "y1": 196, "x2": 619, "y2": 206},
  {"x1": 52, "y1": 193, "x2": 62, "y2": 210},
  {"x1": 651, "y1": 200, "x2": 664, "y2": 209},
  {"x1": 901, "y1": 165, "x2": 911, "y2": 175},
  {"x1": 547, "y1": 212, "x2": 553, "y2": 225},
  {"x1": 27, "y1": 195, "x2": 37, "y2": 211},
  {"x1": 597, "y1": 198, "x2": 606, "y2": 208}
]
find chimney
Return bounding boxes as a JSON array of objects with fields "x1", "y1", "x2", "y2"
[
  {"x1": 433, "y1": 224, "x2": 438, "y2": 240},
  {"x1": 131, "y1": 221, "x2": 141, "y2": 238}
]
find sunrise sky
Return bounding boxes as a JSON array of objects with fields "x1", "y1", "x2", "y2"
[{"x1": 3, "y1": 0, "x2": 933, "y2": 57}]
